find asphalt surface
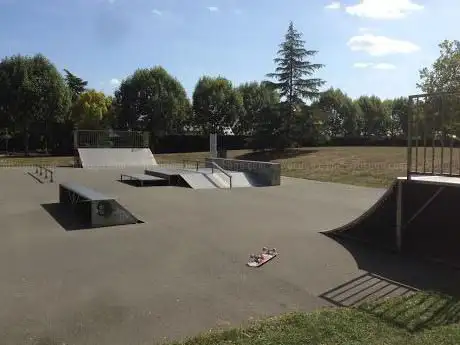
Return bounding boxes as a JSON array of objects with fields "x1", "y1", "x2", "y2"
[{"x1": 1, "y1": 167, "x2": 459, "y2": 345}]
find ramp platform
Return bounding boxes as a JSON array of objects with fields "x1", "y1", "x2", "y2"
[
  {"x1": 120, "y1": 173, "x2": 167, "y2": 187},
  {"x1": 323, "y1": 175, "x2": 460, "y2": 267},
  {"x1": 59, "y1": 182, "x2": 142, "y2": 228},
  {"x1": 144, "y1": 166, "x2": 257, "y2": 189},
  {"x1": 77, "y1": 148, "x2": 157, "y2": 168}
]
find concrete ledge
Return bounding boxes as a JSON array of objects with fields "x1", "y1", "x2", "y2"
[{"x1": 205, "y1": 158, "x2": 281, "y2": 186}]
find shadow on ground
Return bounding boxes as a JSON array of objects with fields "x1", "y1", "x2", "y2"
[
  {"x1": 320, "y1": 238, "x2": 460, "y2": 332},
  {"x1": 234, "y1": 149, "x2": 318, "y2": 162},
  {"x1": 118, "y1": 179, "x2": 169, "y2": 188},
  {"x1": 41, "y1": 203, "x2": 92, "y2": 231},
  {"x1": 359, "y1": 291, "x2": 460, "y2": 332},
  {"x1": 326, "y1": 238, "x2": 460, "y2": 298}
]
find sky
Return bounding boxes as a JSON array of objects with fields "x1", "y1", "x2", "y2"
[{"x1": 0, "y1": 0, "x2": 459, "y2": 100}]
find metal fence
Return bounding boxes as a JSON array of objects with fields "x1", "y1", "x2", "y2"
[
  {"x1": 73, "y1": 129, "x2": 150, "y2": 149},
  {"x1": 407, "y1": 92, "x2": 460, "y2": 178}
]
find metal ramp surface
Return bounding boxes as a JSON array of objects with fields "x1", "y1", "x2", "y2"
[{"x1": 78, "y1": 148, "x2": 158, "y2": 168}]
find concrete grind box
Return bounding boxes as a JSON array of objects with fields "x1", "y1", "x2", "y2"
[{"x1": 205, "y1": 158, "x2": 281, "y2": 186}]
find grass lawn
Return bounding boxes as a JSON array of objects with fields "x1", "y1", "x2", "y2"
[
  {"x1": 0, "y1": 146, "x2": 412, "y2": 187},
  {"x1": 173, "y1": 292, "x2": 460, "y2": 345}
]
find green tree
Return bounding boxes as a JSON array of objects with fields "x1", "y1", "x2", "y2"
[
  {"x1": 266, "y1": 21, "x2": 325, "y2": 146},
  {"x1": 390, "y1": 97, "x2": 410, "y2": 137},
  {"x1": 71, "y1": 90, "x2": 113, "y2": 129},
  {"x1": 0, "y1": 54, "x2": 71, "y2": 154},
  {"x1": 192, "y1": 76, "x2": 244, "y2": 135},
  {"x1": 316, "y1": 88, "x2": 361, "y2": 137},
  {"x1": 355, "y1": 95, "x2": 388, "y2": 137},
  {"x1": 114, "y1": 67, "x2": 191, "y2": 136},
  {"x1": 418, "y1": 40, "x2": 460, "y2": 94},
  {"x1": 63, "y1": 69, "x2": 88, "y2": 101},
  {"x1": 236, "y1": 81, "x2": 280, "y2": 135}
]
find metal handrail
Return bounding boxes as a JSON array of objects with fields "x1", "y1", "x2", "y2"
[
  {"x1": 210, "y1": 162, "x2": 232, "y2": 189},
  {"x1": 34, "y1": 164, "x2": 54, "y2": 182}
]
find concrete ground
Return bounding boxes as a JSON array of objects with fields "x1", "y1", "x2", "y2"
[{"x1": 1, "y1": 167, "x2": 460, "y2": 345}]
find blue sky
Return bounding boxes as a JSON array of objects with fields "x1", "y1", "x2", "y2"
[{"x1": 0, "y1": 0, "x2": 458, "y2": 100}]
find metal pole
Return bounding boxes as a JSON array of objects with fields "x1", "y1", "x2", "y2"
[
  {"x1": 415, "y1": 120, "x2": 419, "y2": 173},
  {"x1": 406, "y1": 97, "x2": 414, "y2": 180},
  {"x1": 396, "y1": 180, "x2": 403, "y2": 252},
  {"x1": 423, "y1": 110, "x2": 427, "y2": 174}
]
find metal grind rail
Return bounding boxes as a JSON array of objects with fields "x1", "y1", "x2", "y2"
[
  {"x1": 33, "y1": 164, "x2": 54, "y2": 182},
  {"x1": 182, "y1": 159, "x2": 233, "y2": 189}
]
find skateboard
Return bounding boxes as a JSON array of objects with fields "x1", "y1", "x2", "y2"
[{"x1": 247, "y1": 247, "x2": 278, "y2": 267}]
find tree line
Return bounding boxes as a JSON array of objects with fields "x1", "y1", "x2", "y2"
[{"x1": 0, "y1": 22, "x2": 458, "y2": 154}]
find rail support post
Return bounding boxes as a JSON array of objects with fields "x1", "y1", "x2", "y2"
[{"x1": 396, "y1": 180, "x2": 403, "y2": 252}]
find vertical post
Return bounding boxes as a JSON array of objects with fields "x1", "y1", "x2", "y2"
[
  {"x1": 196, "y1": 161, "x2": 199, "y2": 171},
  {"x1": 440, "y1": 95, "x2": 445, "y2": 175},
  {"x1": 396, "y1": 179, "x2": 403, "y2": 252},
  {"x1": 45, "y1": 169, "x2": 48, "y2": 179},
  {"x1": 73, "y1": 129, "x2": 78, "y2": 150},
  {"x1": 143, "y1": 132, "x2": 150, "y2": 148},
  {"x1": 415, "y1": 120, "x2": 419, "y2": 173},
  {"x1": 406, "y1": 96, "x2": 413, "y2": 180},
  {"x1": 210, "y1": 133, "x2": 218, "y2": 159},
  {"x1": 50, "y1": 171, "x2": 54, "y2": 183},
  {"x1": 423, "y1": 119, "x2": 427, "y2": 174}
]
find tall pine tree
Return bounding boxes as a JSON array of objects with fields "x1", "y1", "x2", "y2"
[
  {"x1": 266, "y1": 21, "x2": 325, "y2": 147},
  {"x1": 63, "y1": 69, "x2": 88, "y2": 102}
]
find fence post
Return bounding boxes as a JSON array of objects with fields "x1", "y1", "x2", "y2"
[
  {"x1": 50, "y1": 171, "x2": 54, "y2": 183},
  {"x1": 35, "y1": 165, "x2": 38, "y2": 174},
  {"x1": 39, "y1": 166, "x2": 43, "y2": 176},
  {"x1": 196, "y1": 161, "x2": 199, "y2": 171},
  {"x1": 45, "y1": 169, "x2": 48, "y2": 179}
]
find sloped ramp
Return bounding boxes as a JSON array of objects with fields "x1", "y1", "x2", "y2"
[
  {"x1": 91, "y1": 199, "x2": 141, "y2": 228},
  {"x1": 324, "y1": 178, "x2": 460, "y2": 266},
  {"x1": 57, "y1": 182, "x2": 142, "y2": 229},
  {"x1": 78, "y1": 148, "x2": 157, "y2": 168},
  {"x1": 180, "y1": 173, "x2": 219, "y2": 189}
]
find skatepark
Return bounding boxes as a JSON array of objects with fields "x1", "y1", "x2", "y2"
[{"x1": 3, "y1": 125, "x2": 460, "y2": 344}]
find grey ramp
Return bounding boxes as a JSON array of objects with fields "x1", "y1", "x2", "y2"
[
  {"x1": 59, "y1": 182, "x2": 141, "y2": 228},
  {"x1": 78, "y1": 148, "x2": 158, "y2": 168},
  {"x1": 180, "y1": 172, "x2": 219, "y2": 189}
]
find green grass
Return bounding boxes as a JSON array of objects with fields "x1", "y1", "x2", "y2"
[{"x1": 171, "y1": 292, "x2": 460, "y2": 345}]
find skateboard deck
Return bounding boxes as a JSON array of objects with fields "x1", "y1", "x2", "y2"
[{"x1": 247, "y1": 247, "x2": 278, "y2": 267}]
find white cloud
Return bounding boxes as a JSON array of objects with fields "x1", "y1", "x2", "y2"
[
  {"x1": 347, "y1": 34, "x2": 420, "y2": 56},
  {"x1": 110, "y1": 78, "x2": 120, "y2": 86},
  {"x1": 359, "y1": 27, "x2": 371, "y2": 32},
  {"x1": 353, "y1": 62, "x2": 397, "y2": 70},
  {"x1": 373, "y1": 62, "x2": 397, "y2": 70},
  {"x1": 325, "y1": 1, "x2": 341, "y2": 10},
  {"x1": 345, "y1": 0, "x2": 424, "y2": 20},
  {"x1": 353, "y1": 62, "x2": 374, "y2": 68},
  {"x1": 152, "y1": 9, "x2": 162, "y2": 16},
  {"x1": 207, "y1": 6, "x2": 219, "y2": 12}
]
